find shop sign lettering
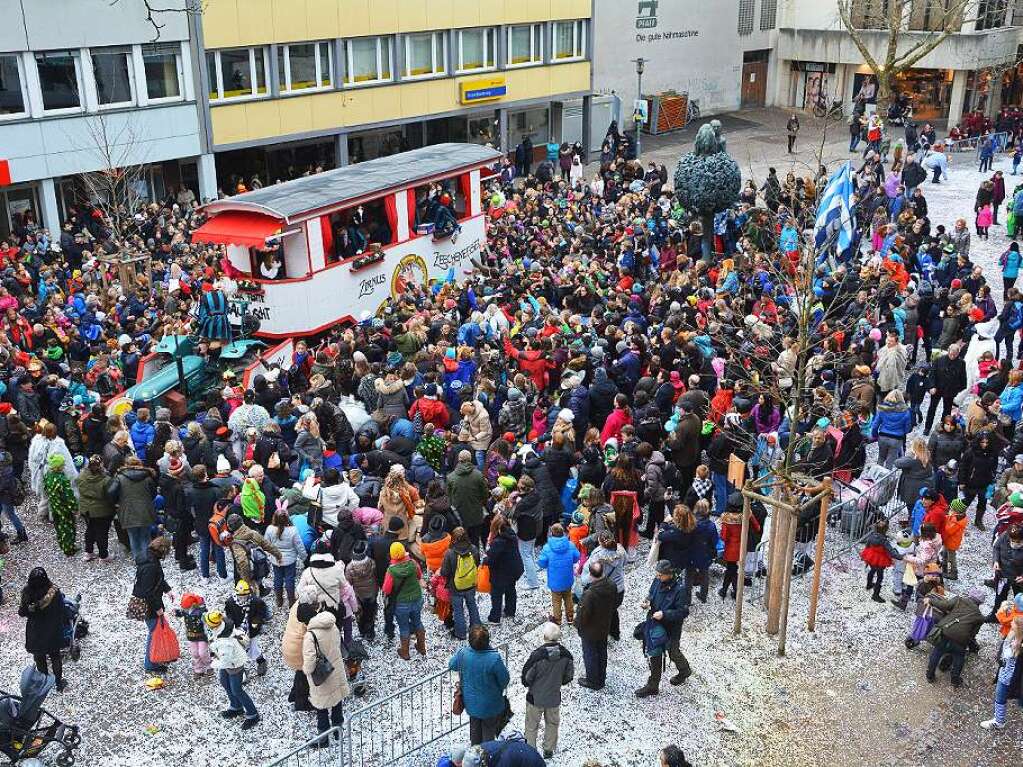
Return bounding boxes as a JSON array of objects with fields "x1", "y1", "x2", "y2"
[{"x1": 433, "y1": 239, "x2": 482, "y2": 270}]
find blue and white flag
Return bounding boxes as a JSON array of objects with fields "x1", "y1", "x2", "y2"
[{"x1": 814, "y1": 162, "x2": 854, "y2": 264}]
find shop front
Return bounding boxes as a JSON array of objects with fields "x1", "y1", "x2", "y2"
[
  {"x1": 852, "y1": 68, "x2": 952, "y2": 121},
  {"x1": 791, "y1": 62, "x2": 838, "y2": 111},
  {"x1": 0, "y1": 182, "x2": 41, "y2": 242}
]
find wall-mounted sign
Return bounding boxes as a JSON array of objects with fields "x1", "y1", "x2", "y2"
[{"x1": 460, "y1": 77, "x2": 507, "y2": 105}]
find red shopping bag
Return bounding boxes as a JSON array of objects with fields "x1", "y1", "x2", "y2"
[{"x1": 149, "y1": 616, "x2": 181, "y2": 664}]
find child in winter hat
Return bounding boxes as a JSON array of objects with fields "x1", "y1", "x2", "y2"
[{"x1": 175, "y1": 593, "x2": 211, "y2": 675}]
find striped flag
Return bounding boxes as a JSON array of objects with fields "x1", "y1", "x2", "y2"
[{"x1": 814, "y1": 161, "x2": 854, "y2": 264}]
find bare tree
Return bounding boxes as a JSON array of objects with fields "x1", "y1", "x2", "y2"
[
  {"x1": 836, "y1": 0, "x2": 988, "y2": 113},
  {"x1": 110, "y1": 0, "x2": 205, "y2": 40},
  {"x1": 75, "y1": 114, "x2": 151, "y2": 241}
]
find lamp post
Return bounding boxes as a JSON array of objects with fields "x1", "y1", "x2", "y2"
[{"x1": 632, "y1": 57, "x2": 646, "y2": 159}]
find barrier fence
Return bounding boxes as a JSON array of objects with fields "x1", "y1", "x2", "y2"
[
  {"x1": 266, "y1": 645, "x2": 510, "y2": 767},
  {"x1": 944, "y1": 130, "x2": 1010, "y2": 158}
]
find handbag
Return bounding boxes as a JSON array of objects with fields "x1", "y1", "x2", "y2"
[
  {"x1": 452, "y1": 682, "x2": 465, "y2": 715},
  {"x1": 646, "y1": 535, "x2": 662, "y2": 568},
  {"x1": 309, "y1": 631, "x2": 335, "y2": 686},
  {"x1": 495, "y1": 695, "x2": 513, "y2": 736},
  {"x1": 126, "y1": 595, "x2": 148, "y2": 621},
  {"x1": 909, "y1": 605, "x2": 934, "y2": 643},
  {"x1": 902, "y1": 565, "x2": 918, "y2": 587},
  {"x1": 267, "y1": 451, "x2": 281, "y2": 470},
  {"x1": 149, "y1": 616, "x2": 181, "y2": 664},
  {"x1": 476, "y1": 563, "x2": 492, "y2": 594}
]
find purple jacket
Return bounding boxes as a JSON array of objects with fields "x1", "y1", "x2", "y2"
[{"x1": 751, "y1": 404, "x2": 781, "y2": 435}]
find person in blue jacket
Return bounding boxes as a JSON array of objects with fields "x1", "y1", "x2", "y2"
[
  {"x1": 448, "y1": 625, "x2": 511, "y2": 745},
  {"x1": 1001, "y1": 242, "x2": 1022, "y2": 296},
  {"x1": 537, "y1": 524, "x2": 580, "y2": 625},
  {"x1": 683, "y1": 501, "x2": 720, "y2": 606},
  {"x1": 457, "y1": 738, "x2": 547, "y2": 767},
  {"x1": 872, "y1": 390, "x2": 913, "y2": 468}
]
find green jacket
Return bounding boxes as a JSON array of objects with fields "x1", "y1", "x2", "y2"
[
  {"x1": 385, "y1": 558, "x2": 422, "y2": 604},
  {"x1": 446, "y1": 463, "x2": 489, "y2": 527},
  {"x1": 76, "y1": 466, "x2": 115, "y2": 519},
  {"x1": 109, "y1": 466, "x2": 157, "y2": 530},
  {"x1": 927, "y1": 594, "x2": 985, "y2": 647}
]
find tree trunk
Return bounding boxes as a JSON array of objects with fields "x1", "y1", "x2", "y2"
[{"x1": 876, "y1": 73, "x2": 892, "y2": 124}]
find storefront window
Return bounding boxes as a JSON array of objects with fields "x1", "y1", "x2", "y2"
[
  {"x1": 510, "y1": 107, "x2": 550, "y2": 147},
  {"x1": 142, "y1": 43, "x2": 182, "y2": 101},
  {"x1": 0, "y1": 55, "x2": 27, "y2": 117},
  {"x1": 92, "y1": 47, "x2": 134, "y2": 107},
  {"x1": 893, "y1": 68, "x2": 952, "y2": 120},
  {"x1": 35, "y1": 51, "x2": 82, "y2": 112},
  {"x1": 468, "y1": 114, "x2": 497, "y2": 147},
  {"x1": 1, "y1": 185, "x2": 40, "y2": 242}
]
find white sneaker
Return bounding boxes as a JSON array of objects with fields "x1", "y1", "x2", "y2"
[
  {"x1": 980, "y1": 719, "x2": 1004, "y2": 730},
  {"x1": 82, "y1": 552, "x2": 96, "y2": 562}
]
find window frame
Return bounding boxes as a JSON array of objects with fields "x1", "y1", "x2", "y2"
[
  {"x1": 506, "y1": 23, "x2": 544, "y2": 68},
  {"x1": 91, "y1": 46, "x2": 136, "y2": 110},
  {"x1": 0, "y1": 53, "x2": 29, "y2": 120},
  {"x1": 207, "y1": 47, "x2": 270, "y2": 103},
  {"x1": 551, "y1": 20, "x2": 586, "y2": 62},
  {"x1": 402, "y1": 31, "x2": 447, "y2": 81},
  {"x1": 343, "y1": 36, "x2": 393, "y2": 87},
  {"x1": 35, "y1": 49, "x2": 85, "y2": 115},
  {"x1": 141, "y1": 43, "x2": 184, "y2": 103},
  {"x1": 278, "y1": 41, "x2": 333, "y2": 95},
  {"x1": 456, "y1": 27, "x2": 497, "y2": 74}
]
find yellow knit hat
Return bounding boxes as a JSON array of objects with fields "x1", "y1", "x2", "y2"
[{"x1": 389, "y1": 542, "x2": 406, "y2": 560}]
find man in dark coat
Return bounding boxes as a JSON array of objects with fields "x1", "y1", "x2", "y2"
[
  {"x1": 520, "y1": 622, "x2": 574, "y2": 758},
  {"x1": 635, "y1": 560, "x2": 691, "y2": 697},
  {"x1": 575, "y1": 560, "x2": 616, "y2": 690},
  {"x1": 925, "y1": 345, "x2": 967, "y2": 432}
]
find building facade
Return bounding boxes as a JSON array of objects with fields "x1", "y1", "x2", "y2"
[
  {"x1": 0, "y1": 0, "x2": 202, "y2": 240},
  {"x1": 591, "y1": 0, "x2": 779, "y2": 118},
  {"x1": 194, "y1": 0, "x2": 594, "y2": 197},
  {"x1": 774, "y1": 0, "x2": 1023, "y2": 122}
]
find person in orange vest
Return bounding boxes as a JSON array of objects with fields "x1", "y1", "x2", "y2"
[{"x1": 941, "y1": 499, "x2": 970, "y2": 580}]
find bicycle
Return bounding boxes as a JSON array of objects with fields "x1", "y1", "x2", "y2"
[
  {"x1": 813, "y1": 96, "x2": 844, "y2": 120},
  {"x1": 686, "y1": 99, "x2": 701, "y2": 124}
]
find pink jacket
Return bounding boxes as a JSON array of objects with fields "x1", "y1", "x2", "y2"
[{"x1": 977, "y1": 206, "x2": 993, "y2": 227}]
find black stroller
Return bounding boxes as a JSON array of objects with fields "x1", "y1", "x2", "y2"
[
  {"x1": 61, "y1": 594, "x2": 88, "y2": 662},
  {"x1": 0, "y1": 666, "x2": 81, "y2": 765}
]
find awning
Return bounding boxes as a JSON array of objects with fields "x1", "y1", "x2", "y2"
[{"x1": 192, "y1": 211, "x2": 282, "y2": 248}]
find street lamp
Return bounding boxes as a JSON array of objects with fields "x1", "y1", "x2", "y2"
[{"x1": 632, "y1": 57, "x2": 646, "y2": 159}]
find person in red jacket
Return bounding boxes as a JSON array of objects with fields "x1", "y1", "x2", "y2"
[
  {"x1": 503, "y1": 336, "x2": 555, "y2": 392},
  {"x1": 600, "y1": 394, "x2": 633, "y2": 447},
  {"x1": 922, "y1": 492, "x2": 949, "y2": 539},
  {"x1": 719, "y1": 505, "x2": 749, "y2": 600},
  {"x1": 409, "y1": 383, "x2": 450, "y2": 429}
]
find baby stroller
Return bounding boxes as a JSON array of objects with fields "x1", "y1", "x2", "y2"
[
  {"x1": 61, "y1": 594, "x2": 88, "y2": 662},
  {"x1": 343, "y1": 639, "x2": 369, "y2": 697},
  {"x1": 0, "y1": 666, "x2": 81, "y2": 766}
]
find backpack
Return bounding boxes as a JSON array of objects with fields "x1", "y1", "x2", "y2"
[
  {"x1": 241, "y1": 542, "x2": 271, "y2": 582},
  {"x1": 1009, "y1": 302, "x2": 1023, "y2": 331},
  {"x1": 453, "y1": 550, "x2": 478, "y2": 591},
  {"x1": 208, "y1": 505, "x2": 233, "y2": 547}
]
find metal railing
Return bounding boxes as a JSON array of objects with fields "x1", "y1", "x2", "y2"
[
  {"x1": 944, "y1": 130, "x2": 1010, "y2": 158},
  {"x1": 268, "y1": 645, "x2": 510, "y2": 767}
]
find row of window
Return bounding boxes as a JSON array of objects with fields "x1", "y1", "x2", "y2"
[
  {"x1": 0, "y1": 43, "x2": 185, "y2": 119},
  {"x1": 206, "y1": 21, "x2": 587, "y2": 102}
]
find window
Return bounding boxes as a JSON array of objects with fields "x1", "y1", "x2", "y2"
[
  {"x1": 142, "y1": 43, "x2": 182, "y2": 101},
  {"x1": 36, "y1": 50, "x2": 82, "y2": 112},
  {"x1": 403, "y1": 32, "x2": 446, "y2": 79},
  {"x1": 552, "y1": 20, "x2": 585, "y2": 61},
  {"x1": 738, "y1": 0, "x2": 755, "y2": 35},
  {"x1": 278, "y1": 41, "x2": 332, "y2": 93},
  {"x1": 457, "y1": 27, "x2": 496, "y2": 73},
  {"x1": 977, "y1": 0, "x2": 1009, "y2": 30},
  {"x1": 850, "y1": 0, "x2": 893, "y2": 29},
  {"x1": 207, "y1": 47, "x2": 269, "y2": 101},
  {"x1": 92, "y1": 46, "x2": 134, "y2": 107},
  {"x1": 507, "y1": 24, "x2": 543, "y2": 67},
  {"x1": 0, "y1": 55, "x2": 27, "y2": 118},
  {"x1": 761, "y1": 0, "x2": 778, "y2": 29},
  {"x1": 344, "y1": 36, "x2": 392, "y2": 85}
]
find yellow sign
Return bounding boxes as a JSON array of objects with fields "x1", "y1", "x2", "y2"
[{"x1": 460, "y1": 76, "x2": 507, "y2": 105}]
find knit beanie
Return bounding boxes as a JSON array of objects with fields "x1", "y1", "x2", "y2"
[{"x1": 949, "y1": 498, "x2": 967, "y2": 514}]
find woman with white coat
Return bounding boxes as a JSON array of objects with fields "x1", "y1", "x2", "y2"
[
  {"x1": 963, "y1": 318, "x2": 998, "y2": 396},
  {"x1": 298, "y1": 542, "x2": 359, "y2": 645},
  {"x1": 29, "y1": 420, "x2": 78, "y2": 522},
  {"x1": 303, "y1": 609, "x2": 350, "y2": 746},
  {"x1": 569, "y1": 155, "x2": 584, "y2": 188}
]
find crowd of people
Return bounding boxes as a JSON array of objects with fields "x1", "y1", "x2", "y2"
[{"x1": 2, "y1": 109, "x2": 1023, "y2": 766}]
